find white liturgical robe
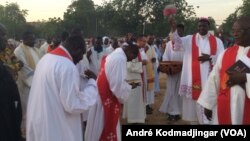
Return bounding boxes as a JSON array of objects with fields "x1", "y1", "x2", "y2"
[
  {"x1": 26, "y1": 47, "x2": 98, "y2": 141},
  {"x1": 198, "y1": 46, "x2": 250, "y2": 124},
  {"x1": 85, "y1": 48, "x2": 131, "y2": 141}
]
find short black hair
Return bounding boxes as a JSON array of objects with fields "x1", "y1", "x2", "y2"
[
  {"x1": 22, "y1": 31, "x2": 34, "y2": 41},
  {"x1": 61, "y1": 31, "x2": 69, "y2": 42},
  {"x1": 177, "y1": 23, "x2": 185, "y2": 30},
  {"x1": 126, "y1": 43, "x2": 139, "y2": 56},
  {"x1": 64, "y1": 35, "x2": 86, "y2": 54}
]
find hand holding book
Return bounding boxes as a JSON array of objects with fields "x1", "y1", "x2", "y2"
[{"x1": 226, "y1": 60, "x2": 249, "y2": 89}]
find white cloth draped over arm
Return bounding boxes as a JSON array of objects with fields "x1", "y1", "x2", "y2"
[
  {"x1": 162, "y1": 41, "x2": 172, "y2": 61},
  {"x1": 58, "y1": 64, "x2": 97, "y2": 114},
  {"x1": 127, "y1": 60, "x2": 143, "y2": 73},
  {"x1": 197, "y1": 51, "x2": 225, "y2": 110},
  {"x1": 171, "y1": 30, "x2": 184, "y2": 51},
  {"x1": 105, "y1": 56, "x2": 132, "y2": 104},
  {"x1": 126, "y1": 60, "x2": 143, "y2": 81},
  {"x1": 19, "y1": 64, "x2": 34, "y2": 87},
  {"x1": 14, "y1": 47, "x2": 37, "y2": 87}
]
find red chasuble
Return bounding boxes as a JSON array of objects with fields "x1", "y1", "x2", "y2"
[
  {"x1": 191, "y1": 34, "x2": 217, "y2": 100},
  {"x1": 218, "y1": 46, "x2": 250, "y2": 124},
  {"x1": 98, "y1": 56, "x2": 121, "y2": 141}
]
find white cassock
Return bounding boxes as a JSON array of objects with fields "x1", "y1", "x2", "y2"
[
  {"x1": 145, "y1": 45, "x2": 156, "y2": 105},
  {"x1": 122, "y1": 58, "x2": 146, "y2": 123},
  {"x1": 85, "y1": 48, "x2": 131, "y2": 141},
  {"x1": 26, "y1": 47, "x2": 98, "y2": 141},
  {"x1": 106, "y1": 45, "x2": 115, "y2": 55},
  {"x1": 198, "y1": 46, "x2": 250, "y2": 124},
  {"x1": 153, "y1": 45, "x2": 161, "y2": 93},
  {"x1": 159, "y1": 41, "x2": 183, "y2": 115},
  {"x1": 76, "y1": 54, "x2": 91, "y2": 122},
  {"x1": 174, "y1": 32, "x2": 224, "y2": 124},
  {"x1": 39, "y1": 41, "x2": 49, "y2": 56},
  {"x1": 14, "y1": 44, "x2": 41, "y2": 129},
  {"x1": 88, "y1": 47, "x2": 108, "y2": 75},
  {"x1": 140, "y1": 48, "x2": 148, "y2": 103}
]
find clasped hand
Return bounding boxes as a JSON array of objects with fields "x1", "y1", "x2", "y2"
[{"x1": 198, "y1": 53, "x2": 211, "y2": 63}]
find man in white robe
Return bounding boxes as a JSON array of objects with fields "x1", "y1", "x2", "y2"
[
  {"x1": 169, "y1": 17, "x2": 224, "y2": 124},
  {"x1": 197, "y1": 16, "x2": 250, "y2": 124},
  {"x1": 14, "y1": 31, "x2": 41, "y2": 134},
  {"x1": 85, "y1": 44, "x2": 139, "y2": 141},
  {"x1": 134, "y1": 35, "x2": 149, "y2": 114},
  {"x1": 159, "y1": 24, "x2": 185, "y2": 121},
  {"x1": 153, "y1": 41, "x2": 161, "y2": 93},
  {"x1": 39, "y1": 37, "x2": 52, "y2": 56},
  {"x1": 26, "y1": 36, "x2": 98, "y2": 141},
  {"x1": 144, "y1": 35, "x2": 156, "y2": 113},
  {"x1": 87, "y1": 37, "x2": 108, "y2": 75},
  {"x1": 122, "y1": 43, "x2": 146, "y2": 124},
  {"x1": 76, "y1": 54, "x2": 92, "y2": 137}
]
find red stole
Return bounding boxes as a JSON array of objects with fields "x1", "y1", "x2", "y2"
[
  {"x1": 49, "y1": 47, "x2": 72, "y2": 61},
  {"x1": 98, "y1": 56, "x2": 121, "y2": 141},
  {"x1": 191, "y1": 34, "x2": 217, "y2": 100},
  {"x1": 218, "y1": 46, "x2": 250, "y2": 124}
]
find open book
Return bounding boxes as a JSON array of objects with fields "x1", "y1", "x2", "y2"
[{"x1": 226, "y1": 59, "x2": 250, "y2": 89}]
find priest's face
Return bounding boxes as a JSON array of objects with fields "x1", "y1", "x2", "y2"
[
  {"x1": 137, "y1": 37, "x2": 147, "y2": 48},
  {"x1": 23, "y1": 34, "x2": 35, "y2": 47},
  {"x1": 72, "y1": 47, "x2": 85, "y2": 64},
  {"x1": 232, "y1": 21, "x2": 250, "y2": 47},
  {"x1": 198, "y1": 21, "x2": 209, "y2": 36}
]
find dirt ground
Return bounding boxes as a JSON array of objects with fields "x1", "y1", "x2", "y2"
[{"x1": 121, "y1": 72, "x2": 188, "y2": 125}]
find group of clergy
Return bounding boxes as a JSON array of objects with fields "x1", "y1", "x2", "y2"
[{"x1": 161, "y1": 16, "x2": 250, "y2": 126}]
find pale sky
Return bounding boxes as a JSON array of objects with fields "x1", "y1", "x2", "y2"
[{"x1": 0, "y1": 0, "x2": 243, "y2": 25}]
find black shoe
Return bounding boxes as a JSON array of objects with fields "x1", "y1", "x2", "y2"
[
  {"x1": 167, "y1": 115, "x2": 175, "y2": 121},
  {"x1": 173, "y1": 115, "x2": 181, "y2": 121},
  {"x1": 167, "y1": 114, "x2": 181, "y2": 121},
  {"x1": 148, "y1": 106, "x2": 153, "y2": 111},
  {"x1": 146, "y1": 106, "x2": 153, "y2": 114}
]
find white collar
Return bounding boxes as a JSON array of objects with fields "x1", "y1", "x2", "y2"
[{"x1": 197, "y1": 33, "x2": 209, "y2": 39}]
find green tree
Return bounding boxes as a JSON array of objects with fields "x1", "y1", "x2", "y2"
[
  {"x1": 0, "y1": 2, "x2": 28, "y2": 39},
  {"x1": 100, "y1": 0, "x2": 196, "y2": 37},
  {"x1": 221, "y1": 0, "x2": 250, "y2": 35},
  {"x1": 239, "y1": 0, "x2": 250, "y2": 17},
  {"x1": 39, "y1": 17, "x2": 63, "y2": 38},
  {"x1": 63, "y1": 0, "x2": 96, "y2": 37}
]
